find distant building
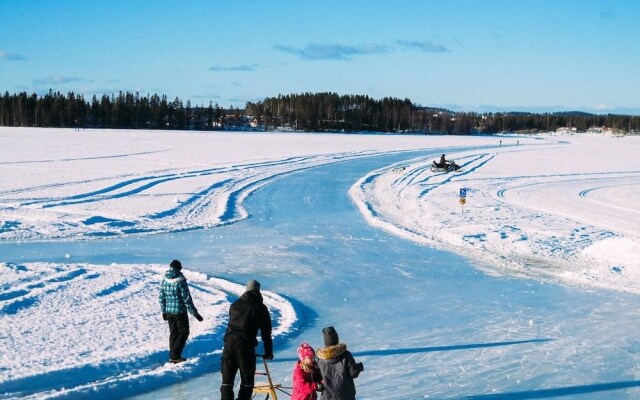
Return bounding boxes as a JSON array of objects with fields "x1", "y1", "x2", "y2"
[{"x1": 556, "y1": 127, "x2": 577, "y2": 134}]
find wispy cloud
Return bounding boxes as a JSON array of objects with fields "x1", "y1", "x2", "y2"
[
  {"x1": 0, "y1": 51, "x2": 26, "y2": 61},
  {"x1": 397, "y1": 40, "x2": 449, "y2": 53},
  {"x1": 33, "y1": 76, "x2": 90, "y2": 85},
  {"x1": 209, "y1": 64, "x2": 259, "y2": 71},
  {"x1": 274, "y1": 43, "x2": 390, "y2": 60}
]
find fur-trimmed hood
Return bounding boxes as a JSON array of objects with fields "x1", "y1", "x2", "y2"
[
  {"x1": 164, "y1": 268, "x2": 184, "y2": 281},
  {"x1": 317, "y1": 343, "x2": 361, "y2": 399},
  {"x1": 317, "y1": 343, "x2": 347, "y2": 362}
]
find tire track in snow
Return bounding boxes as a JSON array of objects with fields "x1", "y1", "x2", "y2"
[
  {"x1": 578, "y1": 181, "x2": 640, "y2": 215},
  {"x1": 350, "y1": 144, "x2": 640, "y2": 294},
  {"x1": 1, "y1": 149, "x2": 412, "y2": 241},
  {"x1": 418, "y1": 153, "x2": 493, "y2": 198},
  {"x1": 0, "y1": 148, "x2": 173, "y2": 165}
]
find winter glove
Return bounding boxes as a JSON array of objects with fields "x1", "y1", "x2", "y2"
[
  {"x1": 316, "y1": 383, "x2": 324, "y2": 393},
  {"x1": 162, "y1": 313, "x2": 168, "y2": 321},
  {"x1": 194, "y1": 313, "x2": 203, "y2": 322},
  {"x1": 356, "y1": 362, "x2": 364, "y2": 372},
  {"x1": 263, "y1": 353, "x2": 273, "y2": 360}
]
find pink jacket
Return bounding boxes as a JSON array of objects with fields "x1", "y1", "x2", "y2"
[{"x1": 291, "y1": 361, "x2": 322, "y2": 400}]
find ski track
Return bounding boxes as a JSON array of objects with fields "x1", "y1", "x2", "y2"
[
  {"x1": 0, "y1": 262, "x2": 305, "y2": 400},
  {"x1": 0, "y1": 150, "x2": 400, "y2": 241},
  {"x1": 0, "y1": 148, "x2": 173, "y2": 166}
]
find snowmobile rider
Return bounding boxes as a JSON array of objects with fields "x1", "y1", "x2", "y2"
[
  {"x1": 433, "y1": 154, "x2": 461, "y2": 171},
  {"x1": 220, "y1": 279, "x2": 274, "y2": 400},
  {"x1": 434, "y1": 154, "x2": 448, "y2": 168},
  {"x1": 159, "y1": 259, "x2": 204, "y2": 364}
]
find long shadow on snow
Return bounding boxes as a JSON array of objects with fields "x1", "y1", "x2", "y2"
[
  {"x1": 352, "y1": 338, "x2": 551, "y2": 358},
  {"x1": 459, "y1": 379, "x2": 640, "y2": 399},
  {"x1": 267, "y1": 339, "x2": 552, "y2": 364},
  {"x1": 0, "y1": 293, "x2": 317, "y2": 400}
]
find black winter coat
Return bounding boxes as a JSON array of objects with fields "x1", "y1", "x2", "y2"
[
  {"x1": 224, "y1": 290, "x2": 273, "y2": 357},
  {"x1": 317, "y1": 343, "x2": 362, "y2": 400}
]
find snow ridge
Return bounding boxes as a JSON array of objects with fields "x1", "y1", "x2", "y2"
[{"x1": 0, "y1": 262, "x2": 302, "y2": 399}]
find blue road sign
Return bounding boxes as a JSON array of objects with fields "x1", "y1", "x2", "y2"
[{"x1": 460, "y1": 188, "x2": 467, "y2": 198}]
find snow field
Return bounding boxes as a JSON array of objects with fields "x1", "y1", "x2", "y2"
[
  {"x1": 350, "y1": 134, "x2": 640, "y2": 294},
  {"x1": 3, "y1": 128, "x2": 640, "y2": 398}
]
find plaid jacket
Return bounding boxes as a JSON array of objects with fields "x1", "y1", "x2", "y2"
[{"x1": 159, "y1": 268, "x2": 198, "y2": 316}]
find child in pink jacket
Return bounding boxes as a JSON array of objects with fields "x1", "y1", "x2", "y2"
[{"x1": 292, "y1": 342, "x2": 323, "y2": 400}]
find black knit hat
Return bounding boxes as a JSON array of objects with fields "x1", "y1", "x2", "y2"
[
  {"x1": 322, "y1": 326, "x2": 339, "y2": 346},
  {"x1": 246, "y1": 279, "x2": 261, "y2": 292},
  {"x1": 170, "y1": 259, "x2": 182, "y2": 271}
]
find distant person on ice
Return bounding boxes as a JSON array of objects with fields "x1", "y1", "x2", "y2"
[
  {"x1": 158, "y1": 259, "x2": 203, "y2": 364},
  {"x1": 220, "y1": 279, "x2": 274, "y2": 400},
  {"x1": 292, "y1": 342, "x2": 323, "y2": 400},
  {"x1": 317, "y1": 326, "x2": 363, "y2": 400}
]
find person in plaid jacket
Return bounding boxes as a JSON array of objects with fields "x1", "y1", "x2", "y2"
[{"x1": 159, "y1": 259, "x2": 203, "y2": 363}]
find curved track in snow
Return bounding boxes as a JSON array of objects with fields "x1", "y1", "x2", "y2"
[
  {"x1": 0, "y1": 151, "x2": 406, "y2": 241},
  {"x1": 0, "y1": 262, "x2": 302, "y2": 399},
  {"x1": 350, "y1": 141, "x2": 640, "y2": 293}
]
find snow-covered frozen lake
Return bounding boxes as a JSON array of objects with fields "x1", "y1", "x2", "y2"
[{"x1": 1, "y1": 128, "x2": 640, "y2": 399}]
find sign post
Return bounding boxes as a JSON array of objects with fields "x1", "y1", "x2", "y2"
[{"x1": 459, "y1": 188, "x2": 467, "y2": 214}]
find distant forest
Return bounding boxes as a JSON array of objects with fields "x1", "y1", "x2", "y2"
[{"x1": 1, "y1": 90, "x2": 638, "y2": 134}]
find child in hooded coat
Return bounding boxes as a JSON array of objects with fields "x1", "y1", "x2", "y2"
[
  {"x1": 292, "y1": 342, "x2": 323, "y2": 400},
  {"x1": 316, "y1": 326, "x2": 363, "y2": 400}
]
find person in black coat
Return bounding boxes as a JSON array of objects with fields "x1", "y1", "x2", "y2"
[
  {"x1": 220, "y1": 279, "x2": 274, "y2": 400},
  {"x1": 317, "y1": 326, "x2": 363, "y2": 400}
]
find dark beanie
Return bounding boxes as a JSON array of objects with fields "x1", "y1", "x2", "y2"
[
  {"x1": 246, "y1": 279, "x2": 261, "y2": 292},
  {"x1": 170, "y1": 259, "x2": 182, "y2": 271},
  {"x1": 322, "y1": 326, "x2": 339, "y2": 346}
]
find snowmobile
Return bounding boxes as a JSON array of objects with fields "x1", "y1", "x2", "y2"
[{"x1": 430, "y1": 160, "x2": 461, "y2": 173}]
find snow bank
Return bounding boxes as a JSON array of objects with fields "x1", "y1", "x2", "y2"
[
  {"x1": 0, "y1": 262, "x2": 298, "y2": 399},
  {"x1": 350, "y1": 134, "x2": 640, "y2": 293}
]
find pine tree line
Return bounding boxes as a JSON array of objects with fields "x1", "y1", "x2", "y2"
[
  {"x1": 2, "y1": 90, "x2": 638, "y2": 134},
  {"x1": 478, "y1": 111, "x2": 639, "y2": 134},
  {"x1": 246, "y1": 92, "x2": 424, "y2": 132},
  {"x1": 246, "y1": 93, "x2": 640, "y2": 134},
  {"x1": 0, "y1": 90, "x2": 227, "y2": 130}
]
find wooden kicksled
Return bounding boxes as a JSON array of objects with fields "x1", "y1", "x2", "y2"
[{"x1": 252, "y1": 356, "x2": 292, "y2": 400}]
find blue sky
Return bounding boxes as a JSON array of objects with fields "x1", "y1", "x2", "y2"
[{"x1": 1, "y1": 0, "x2": 639, "y2": 114}]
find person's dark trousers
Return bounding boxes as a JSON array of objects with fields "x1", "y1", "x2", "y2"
[
  {"x1": 167, "y1": 313, "x2": 190, "y2": 360},
  {"x1": 220, "y1": 336, "x2": 256, "y2": 400}
]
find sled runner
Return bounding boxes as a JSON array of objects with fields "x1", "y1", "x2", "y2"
[{"x1": 253, "y1": 355, "x2": 292, "y2": 400}]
